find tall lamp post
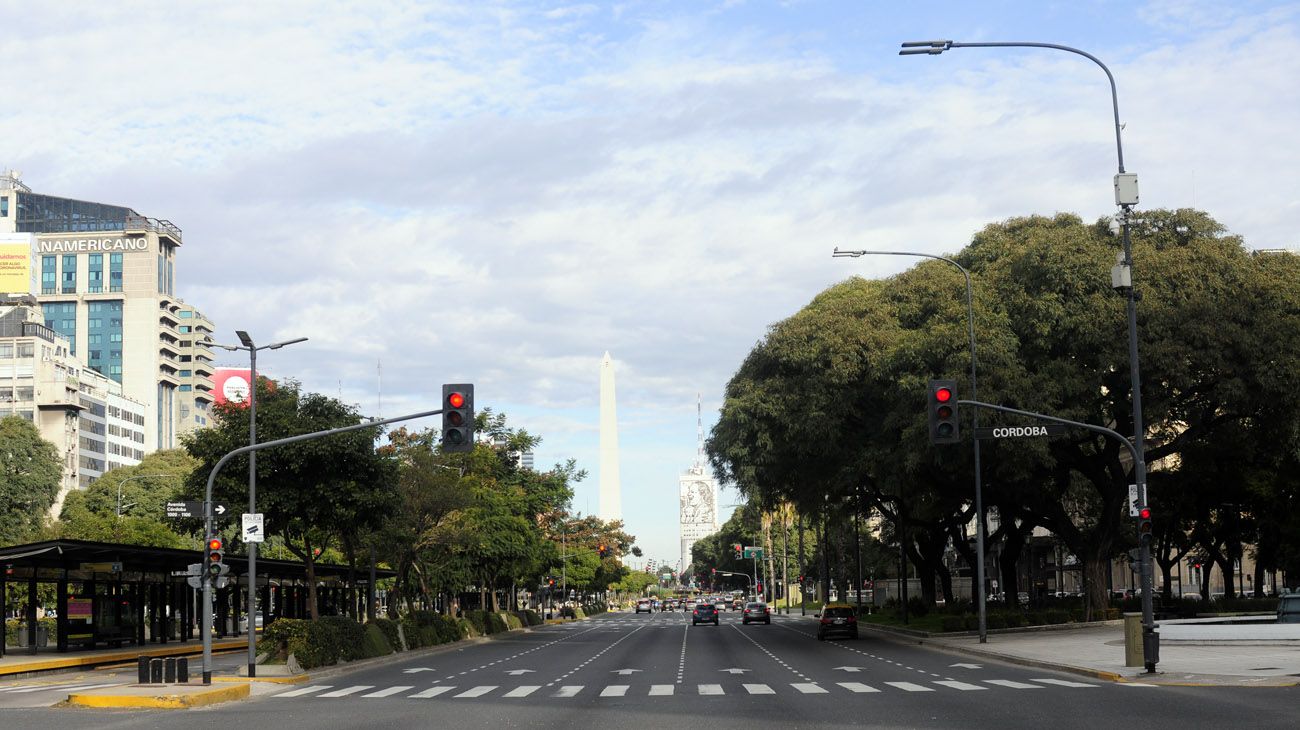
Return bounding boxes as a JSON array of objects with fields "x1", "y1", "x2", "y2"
[
  {"x1": 900, "y1": 39, "x2": 1156, "y2": 671},
  {"x1": 207, "y1": 332, "x2": 308, "y2": 678},
  {"x1": 833, "y1": 248, "x2": 987, "y2": 642}
]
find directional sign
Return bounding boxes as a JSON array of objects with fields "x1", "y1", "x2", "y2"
[
  {"x1": 718, "y1": 668, "x2": 750, "y2": 674},
  {"x1": 402, "y1": 668, "x2": 437, "y2": 674},
  {"x1": 742, "y1": 546, "x2": 764, "y2": 559},
  {"x1": 504, "y1": 669, "x2": 535, "y2": 676},
  {"x1": 165, "y1": 501, "x2": 229, "y2": 519},
  {"x1": 242, "y1": 513, "x2": 265, "y2": 543},
  {"x1": 833, "y1": 666, "x2": 865, "y2": 673},
  {"x1": 949, "y1": 663, "x2": 983, "y2": 670},
  {"x1": 974, "y1": 425, "x2": 1067, "y2": 440},
  {"x1": 611, "y1": 669, "x2": 642, "y2": 675}
]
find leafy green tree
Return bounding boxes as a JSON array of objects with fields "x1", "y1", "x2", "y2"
[
  {"x1": 182, "y1": 379, "x2": 397, "y2": 618},
  {"x1": 55, "y1": 450, "x2": 196, "y2": 548},
  {"x1": 0, "y1": 415, "x2": 62, "y2": 544}
]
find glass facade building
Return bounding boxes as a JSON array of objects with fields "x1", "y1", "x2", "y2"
[{"x1": 13, "y1": 191, "x2": 134, "y2": 234}]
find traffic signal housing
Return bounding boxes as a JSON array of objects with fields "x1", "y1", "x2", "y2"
[
  {"x1": 598, "y1": 543, "x2": 608, "y2": 558},
  {"x1": 206, "y1": 536, "x2": 224, "y2": 578},
  {"x1": 733, "y1": 543, "x2": 743, "y2": 559},
  {"x1": 927, "y1": 379, "x2": 960, "y2": 445},
  {"x1": 441, "y1": 384, "x2": 475, "y2": 453},
  {"x1": 1137, "y1": 507, "x2": 1153, "y2": 546}
]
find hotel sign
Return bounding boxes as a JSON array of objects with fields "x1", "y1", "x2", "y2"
[{"x1": 36, "y1": 237, "x2": 149, "y2": 254}]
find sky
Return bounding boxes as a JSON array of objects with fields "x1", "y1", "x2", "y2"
[{"x1": 3, "y1": 0, "x2": 1298, "y2": 569}]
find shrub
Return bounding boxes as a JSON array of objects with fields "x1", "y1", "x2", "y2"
[
  {"x1": 463, "y1": 611, "x2": 487, "y2": 635},
  {"x1": 360, "y1": 623, "x2": 393, "y2": 658},
  {"x1": 905, "y1": 597, "x2": 929, "y2": 618},
  {"x1": 500, "y1": 613, "x2": 523, "y2": 631},
  {"x1": 258, "y1": 616, "x2": 372, "y2": 669},
  {"x1": 1003, "y1": 613, "x2": 1024, "y2": 628},
  {"x1": 318, "y1": 615, "x2": 368, "y2": 662},
  {"x1": 483, "y1": 612, "x2": 508, "y2": 634},
  {"x1": 370, "y1": 618, "x2": 402, "y2": 651},
  {"x1": 1046, "y1": 610, "x2": 1071, "y2": 625},
  {"x1": 985, "y1": 614, "x2": 1006, "y2": 630},
  {"x1": 399, "y1": 616, "x2": 423, "y2": 649},
  {"x1": 940, "y1": 616, "x2": 966, "y2": 632}
]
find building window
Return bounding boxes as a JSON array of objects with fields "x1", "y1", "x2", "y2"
[
  {"x1": 41, "y1": 302, "x2": 76, "y2": 354},
  {"x1": 87, "y1": 253, "x2": 103, "y2": 293},
  {"x1": 178, "y1": 325, "x2": 191, "y2": 333},
  {"x1": 179, "y1": 369, "x2": 192, "y2": 377},
  {"x1": 88, "y1": 300, "x2": 124, "y2": 383},
  {"x1": 62, "y1": 254, "x2": 77, "y2": 293},
  {"x1": 178, "y1": 311, "x2": 193, "y2": 318},
  {"x1": 109, "y1": 253, "x2": 123, "y2": 292},
  {"x1": 41, "y1": 256, "x2": 56, "y2": 294},
  {"x1": 179, "y1": 384, "x2": 192, "y2": 391},
  {"x1": 0, "y1": 196, "x2": 8, "y2": 217}
]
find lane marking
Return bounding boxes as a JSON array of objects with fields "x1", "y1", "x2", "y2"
[
  {"x1": 933, "y1": 680, "x2": 986, "y2": 691},
  {"x1": 454, "y1": 685, "x2": 498, "y2": 698},
  {"x1": 792, "y1": 683, "x2": 828, "y2": 694},
  {"x1": 361, "y1": 686, "x2": 413, "y2": 698},
  {"x1": 837, "y1": 682, "x2": 880, "y2": 693},
  {"x1": 697, "y1": 683, "x2": 724, "y2": 695},
  {"x1": 318, "y1": 685, "x2": 374, "y2": 698},
  {"x1": 274, "y1": 685, "x2": 332, "y2": 698},
  {"x1": 883, "y1": 682, "x2": 934, "y2": 692},
  {"x1": 743, "y1": 683, "x2": 775, "y2": 694},
  {"x1": 649, "y1": 684, "x2": 675, "y2": 696},
  {"x1": 409, "y1": 686, "x2": 456, "y2": 698},
  {"x1": 503, "y1": 685, "x2": 540, "y2": 697},
  {"x1": 600, "y1": 685, "x2": 629, "y2": 697},
  {"x1": 1031, "y1": 678, "x2": 1099, "y2": 688},
  {"x1": 984, "y1": 679, "x2": 1043, "y2": 689},
  {"x1": 554, "y1": 685, "x2": 584, "y2": 697}
]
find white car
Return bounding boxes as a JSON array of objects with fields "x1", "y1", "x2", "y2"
[{"x1": 635, "y1": 599, "x2": 652, "y2": 614}]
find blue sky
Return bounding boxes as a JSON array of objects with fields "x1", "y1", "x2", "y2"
[{"x1": 3, "y1": 0, "x2": 1298, "y2": 568}]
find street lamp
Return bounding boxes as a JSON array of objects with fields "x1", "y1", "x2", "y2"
[
  {"x1": 206, "y1": 331, "x2": 308, "y2": 679},
  {"x1": 901, "y1": 38, "x2": 1156, "y2": 671},
  {"x1": 833, "y1": 248, "x2": 988, "y2": 642}
]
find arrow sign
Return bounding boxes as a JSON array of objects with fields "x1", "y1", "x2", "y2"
[
  {"x1": 402, "y1": 667, "x2": 437, "y2": 674},
  {"x1": 504, "y1": 669, "x2": 535, "y2": 676},
  {"x1": 833, "y1": 666, "x2": 865, "y2": 673},
  {"x1": 214, "y1": 503, "x2": 228, "y2": 516},
  {"x1": 718, "y1": 668, "x2": 750, "y2": 674},
  {"x1": 611, "y1": 669, "x2": 642, "y2": 675},
  {"x1": 949, "y1": 663, "x2": 983, "y2": 670}
]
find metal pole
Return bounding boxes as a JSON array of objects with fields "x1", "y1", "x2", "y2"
[
  {"x1": 799, "y1": 513, "x2": 806, "y2": 616},
  {"x1": 854, "y1": 492, "x2": 863, "y2": 614},
  {"x1": 247, "y1": 345, "x2": 257, "y2": 678}
]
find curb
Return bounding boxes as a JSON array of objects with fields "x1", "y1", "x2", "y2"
[{"x1": 66, "y1": 682, "x2": 250, "y2": 709}]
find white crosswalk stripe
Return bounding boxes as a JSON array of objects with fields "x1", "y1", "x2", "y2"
[
  {"x1": 409, "y1": 686, "x2": 455, "y2": 698},
  {"x1": 743, "y1": 683, "x2": 775, "y2": 694},
  {"x1": 933, "y1": 681, "x2": 986, "y2": 691},
  {"x1": 10, "y1": 683, "x2": 120, "y2": 694},
  {"x1": 837, "y1": 682, "x2": 880, "y2": 693},
  {"x1": 698, "y1": 684, "x2": 724, "y2": 695},
  {"x1": 1031, "y1": 678, "x2": 1099, "y2": 688},
  {"x1": 649, "y1": 684, "x2": 674, "y2": 696},
  {"x1": 454, "y1": 686, "x2": 497, "y2": 698},
  {"x1": 984, "y1": 679, "x2": 1042, "y2": 689},
  {"x1": 554, "y1": 685, "x2": 583, "y2": 697},
  {"x1": 318, "y1": 685, "x2": 374, "y2": 698},
  {"x1": 792, "y1": 683, "x2": 828, "y2": 694},
  {"x1": 503, "y1": 686, "x2": 540, "y2": 697},
  {"x1": 362, "y1": 686, "x2": 414, "y2": 698},
  {"x1": 884, "y1": 682, "x2": 934, "y2": 692},
  {"x1": 274, "y1": 685, "x2": 332, "y2": 697},
  {"x1": 600, "y1": 685, "x2": 629, "y2": 697}
]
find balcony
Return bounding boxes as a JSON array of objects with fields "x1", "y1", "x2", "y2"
[{"x1": 125, "y1": 214, "x2": 182, "y2": 245}]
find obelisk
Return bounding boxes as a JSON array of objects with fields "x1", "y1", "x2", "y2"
[{"x1": 598, "y1": 352, "x2": 622, "y2": 521}]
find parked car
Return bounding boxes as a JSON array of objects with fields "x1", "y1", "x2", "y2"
[
  {"x1": 742, "y1": 601, "x2": 771, "y2": 625},
  {"x1": 816, "y1": 604, "x2": 858, "y2": 640},
  {"x1": 1277, "y1": 593, "x2": 1300, "y2": 624}
]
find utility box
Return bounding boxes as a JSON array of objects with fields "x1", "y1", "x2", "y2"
[
  {"x1": 1123, "y1": 613, "x2": 1144, "y2": 667},
  {"x1": 1114, "y1": 173, "x2": 1139, "y2": 206}
]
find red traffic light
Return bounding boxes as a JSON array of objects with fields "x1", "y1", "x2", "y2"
[
  {"x1": 1139, "y1": 508, "x2": 1151, "y2": 520},
  {"x1": 207, "y1": 538, "x2": 223, "y2": 552},
  {"x1": 447, "y1": 391, "x2": 466, "y2": 409},
  {"x1": 934, "y1": 387, "x2": 953, "y2": 403}
]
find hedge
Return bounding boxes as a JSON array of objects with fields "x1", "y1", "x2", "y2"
[{"x1": 258, "y1": 616, "x2": 388, "y2": 669}]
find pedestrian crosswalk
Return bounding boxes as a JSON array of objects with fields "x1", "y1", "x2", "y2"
[
  {"x1": 0, "y1": 682, "x2": 124, "y2": 696},
  {"x1": 272, "y1": 676, "x2": 1103, "y2": 702}
]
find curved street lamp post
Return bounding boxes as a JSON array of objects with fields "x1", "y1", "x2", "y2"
[{"x1": 900, "y1": 39, "x2": 1156, "y2": 671}]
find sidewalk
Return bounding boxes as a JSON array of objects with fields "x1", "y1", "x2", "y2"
[
  {"x1": 865, "y1": 620, "x2": 1300, "y2": 687},
  {"x1": 1, "y1": 638, "x2": 249, "y2": 679}
]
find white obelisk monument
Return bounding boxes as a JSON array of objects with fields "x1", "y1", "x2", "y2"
[{"x1": 598, "y1": 352, "x2": 622, "y2": 522}]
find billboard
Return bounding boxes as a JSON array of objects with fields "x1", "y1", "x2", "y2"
[
  {"x1": 0, "y1": 235, "x2": 35, "y2": 294},
  {"x1": 212, "y1": 368, "x2": 253, "y2": 406}
]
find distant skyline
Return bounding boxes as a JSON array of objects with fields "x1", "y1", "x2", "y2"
[{"x1": 3, "y1": 1, "x2": 1298, "y2": 565}]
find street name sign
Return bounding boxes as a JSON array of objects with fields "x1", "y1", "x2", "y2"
[
  {"x1": 973, "y1": 425, "x2": 1067, "y2": 440},
  {"x1": 165, "y1": 501, "x2": 229, "y2": 519},
  {"x1": 242, "y1": 513, "x2": 265, "y2": 543},
  {"x1": 742, "y1": 546, "x2": 764, "y2": 559},
  {"x1": 80, "y1": 562, "x2": 122, "y2": 573}
]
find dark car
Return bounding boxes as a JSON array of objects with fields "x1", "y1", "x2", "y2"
[
  {"x1": 816, "y1": 604, "x2": 858, "y2": 640},
  {"x1": 692, "y1": 603, "x2": 720, "y2": 625},
  {"x1": 742, "y1": 601, "x2": 771, "y2": 625}
]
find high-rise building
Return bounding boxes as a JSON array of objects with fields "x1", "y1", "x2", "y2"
[
  {"x1": 598, "y1": 351, "x2": 622, "y2": 522},
  {"x1": 0, "y1": 300, "x2": 146, "y2": 515},
  {"x1": 679, "y1": 394, "x2": 719, "y2": 573},
  {"x1": 0, "y1": 170, "x2": 214, "y2": 451}
]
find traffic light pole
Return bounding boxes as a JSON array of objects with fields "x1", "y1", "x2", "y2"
[
  {"x1": 200, "y1": 405, "x2": 447, "y2": 684},
  {"x1": 957, "y1": 399, "x2": 1158, "y2": 672}
]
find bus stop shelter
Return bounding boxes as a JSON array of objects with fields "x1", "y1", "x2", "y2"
[{"x1": 1, "y1": 538, "x2": 392, "y2": 658}]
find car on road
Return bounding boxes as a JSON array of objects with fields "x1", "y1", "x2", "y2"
[
  {"x1": 684, "y1": 599, "x2": 697, "y2": 611},
  {"x1": 692, "y1": 602, "x2": 720, "y2": 625},
  {"x1": 635, "y1": 599, "x2": 652, "y2": 614},
  {"x1": 816, "y1": 604, "x2": 858, "y2": 640},
  {"x1": 732, "y1": 598, "x2": 744, "y2": 611},
  {"x1": 742, "y1": 601, "x2": 771, "y2": 625}
]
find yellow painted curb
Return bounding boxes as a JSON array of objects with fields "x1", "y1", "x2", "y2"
[
  {"x1": 213, "y1": 674, "x2": 308, "y2": 684},
  {"x1": 67, "y1": 682, "x2": 249, "y2": 709},
  {"x1": 1, "y1": 639, "x2": 247, "y2": 677}
]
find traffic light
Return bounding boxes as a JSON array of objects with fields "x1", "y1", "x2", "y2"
[
  {"x1": 441, "y1": 384, "x2": 475, "y2": 453},
  {"x1": 1137, "y1": 507, "x2": 1153, "y2": 546},
  {"x1": 598, "y1": 544, "x2": 608, "y2": 558},
  {"x1": 206, "y1": 536, "x2": 224, "y2": 578},
  {"x1": 733, "y1": 543, "x2": 743, "y2": 559},
  {"x1": 927, "y1": 379, "x2": 960, "y2": 445}
]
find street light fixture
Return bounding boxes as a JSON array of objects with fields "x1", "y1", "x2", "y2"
[
  {"x1": 833, "y1": 248, "x2": 988, "y2": 642},
  {"x1": 206, "y1": 331, "x2": 309, "y2": 679},
  {"x1": 900, "y1": 38, "x2": 1157, "y2": 671}
]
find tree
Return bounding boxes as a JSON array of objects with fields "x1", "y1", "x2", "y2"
[
  {"x1": 182, "y1": 378, "x2": 397, "y2": 619},
  {"x1": 55, "y1": 450, "x2": 196, "y2": 548},
  {"x1": 0, "y1": 415, "x2": 62, "y2": 544}
]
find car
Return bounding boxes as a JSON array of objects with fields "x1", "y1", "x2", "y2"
[
  {"x1": 741, "y1": 601, "x2": 771, "y2": 625},
  {"x1": 684, "y1": 599, "x2": 697, "y2": 612},
  {"x1": 816, "y1": 604, "x2": 858, "y2": 640},
  {"x1": 1278, "y1": 593, "x2": 1300, "y2": 624},
  {"x1": 732, "y1": 598, "x2": 744, "y2": 611},
  {"x1": 692, "y1": 603, "x2": 720, "y2": 625},
  {"x1": 635, "y1": 599, "x2": 652, "y2": 614}
]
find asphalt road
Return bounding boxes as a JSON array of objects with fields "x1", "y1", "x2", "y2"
[{"x1": 3, "y1": 610, "x2": 1298, "y2": 729}]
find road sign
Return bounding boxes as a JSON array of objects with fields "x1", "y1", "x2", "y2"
[
  {"x1": 973, "y1": 424, "x2": 1068, "y2": 440},
  {"x1": 1128, "y1": 484, "x2": 1140, "y2": 517},
  {"x1": 242, "y1": 513, "x2": 265, "y2": 543},
  {"x1": 742, "y1": 546, "x2": 763, "y2": 559},
  {"x1": 165, "y1": 501, "x2": 229, "y2": 519},
  {"x1": 79, "y1": 562, "x2": 122, "y2": 573}
]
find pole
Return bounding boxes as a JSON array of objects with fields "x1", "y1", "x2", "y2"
[
  {"x1": 246, "y1": 345, "x2": 257, "y2": 678},
  {"x1": 854, "y1": 491, "x2": 863, "y2": 614},
  {"x1": 798, "y1": 513, "x2": 806, "y2": 616}
]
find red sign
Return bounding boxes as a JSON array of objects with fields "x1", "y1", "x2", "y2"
[{"x1": 211, "y1": 368, "x2": 252, "y2": 405}]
